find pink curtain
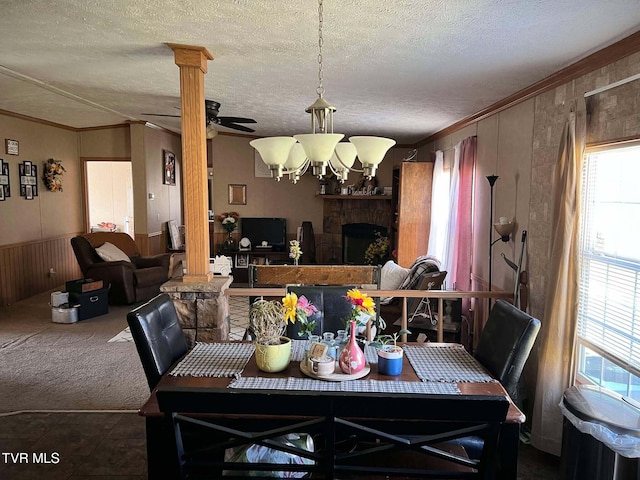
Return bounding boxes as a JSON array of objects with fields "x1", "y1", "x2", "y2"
[{"x1": 452, "y1": 136, "x2": 476, "y2": 314}]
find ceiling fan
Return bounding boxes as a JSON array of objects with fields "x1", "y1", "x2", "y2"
[{"x1": 142, "y1": 100, "x2": 256, "y2": 137}]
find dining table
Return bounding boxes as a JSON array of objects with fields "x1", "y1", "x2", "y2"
[{"x1": 138, "y1": 341, "x2": 525, "y2": 480}]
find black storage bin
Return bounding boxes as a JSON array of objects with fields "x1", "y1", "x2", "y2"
[
  {"x1": 560, "y1": 385, "x2": 640, "y2": 480},
  {"x1": 69, "y1": 287, "x2": 109, "y2": 321}
]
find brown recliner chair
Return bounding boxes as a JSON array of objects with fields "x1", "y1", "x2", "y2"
[{"x1": 71, "y1": 232, "x2": 171, "y2": 305}]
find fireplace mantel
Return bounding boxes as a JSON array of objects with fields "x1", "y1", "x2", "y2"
[{"x1": 316, "y1": 195, "x2": 392, "y2": 201}]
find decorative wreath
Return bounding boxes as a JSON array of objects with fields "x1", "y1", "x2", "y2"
[{"x1": 42, "y1": 158, "x2": 66, "y2": 192}]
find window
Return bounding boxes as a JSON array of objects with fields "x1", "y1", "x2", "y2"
[{"x1": 576, "y1": 143, "x2": 640, "y2": 400}]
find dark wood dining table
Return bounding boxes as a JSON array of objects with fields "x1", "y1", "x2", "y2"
[{"x1": 138, "y1": 342, "x2": 525, "y2": 480}]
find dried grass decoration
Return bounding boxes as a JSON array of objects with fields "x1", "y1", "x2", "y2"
[
  {"x1": 249, "y1": 298, "x2": 287, "y2": 345},
  {"x1": 250, "y1": 298, "x2": 292, "y2": 373},
  {"x1": 42, "y1": 158, "x2": 66, "y2": 192}
]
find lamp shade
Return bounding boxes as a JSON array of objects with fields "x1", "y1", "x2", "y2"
[
  {"x1": 206, "y1": 125, "x2": 218, "y2": 139},
  {"x1": 294, "y1": 133, "x2": 344, "y2": 164},
  {"x1": 250, "y1": 137, "x2": 296, "y2": 167},
  {"x1": 494, "y1": 221, "x2": 515, "y2": 238},
  {"x1": 349, "y1": 136, "x2": 396, "y2": 166},
  {"x1": 330, "y1": 142, "x2": 357, "y2": 170},
  {"x1": 330, "y1": 142, "x2": 357, "y2": 182},
  {"x1": 284, "y1": 143, "x2": 307, "y2": 171}
]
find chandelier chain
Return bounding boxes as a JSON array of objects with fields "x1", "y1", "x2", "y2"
[{"x1": 317, "y1": 0, "x2": 324, "y2": 97}]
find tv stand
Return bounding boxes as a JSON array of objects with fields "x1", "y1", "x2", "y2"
[{"x1": 231, "y1": 250, "x2": 290, "y2": 284}]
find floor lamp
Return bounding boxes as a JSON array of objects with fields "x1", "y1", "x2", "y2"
[{"x1": 486, "y1": 175, "x2": 499, "y2": 309}]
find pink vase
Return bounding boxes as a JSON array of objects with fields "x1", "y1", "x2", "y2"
[{"x1": 338, "y1": 320, "x2": 366, "y2": 374}]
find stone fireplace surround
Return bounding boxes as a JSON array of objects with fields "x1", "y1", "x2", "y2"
[{"x1": 318, "y1": 197, "x2": 393, "y2": 264}]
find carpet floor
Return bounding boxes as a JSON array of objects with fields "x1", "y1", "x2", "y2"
[
  {"x1": 0, "y1": 289, "x2": 149, "y2": 413},
  {"x1": 0, "y1": 289, "x2": 252, "y2": 413}
]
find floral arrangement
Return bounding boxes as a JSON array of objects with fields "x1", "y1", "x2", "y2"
[
  {"x1": 344, "y1": 289, "x2": 376, "y2": 327},
  {"x1": 289, "y1": 240, "x2": 302, "y2": 264},
  {"x1": 364, "y1": 232, "x2": 389, "y2": 265},
  {"x1": 282, "y1": 292, "x2": 318, "y2": 338},
  {"x1": 249, "y1": 298, "x2": 292, "y2": 345},
  {"x1": 217, "y1": 211, "x2": 239, "y2": 234},
  {"x1": 42, "y1": 158, "x2": 66, "y2": 192}
]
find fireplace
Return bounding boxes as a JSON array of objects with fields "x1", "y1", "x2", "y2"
[{"x1": 342, "y1": 223, "x2": 387, "y2": 265}]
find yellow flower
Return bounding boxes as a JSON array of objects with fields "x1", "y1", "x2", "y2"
[
  {"x1": 346, "y1": 289, "x2": 376, "y2": 316},
  {"x1": 282, "y1": 292, "x2": 298, "y2": 324}
]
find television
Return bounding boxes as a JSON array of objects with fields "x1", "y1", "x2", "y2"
[{"x1": 241, "y1": 217, "x2": 287, "y2": 251}]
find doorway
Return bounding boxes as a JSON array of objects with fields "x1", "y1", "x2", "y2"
[{"x1": 84, "y1": 159, "x2": 134, "y2": 237}]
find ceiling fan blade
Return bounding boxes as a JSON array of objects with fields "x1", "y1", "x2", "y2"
[
  {"x1": 142, "y1": 113, "x2": 181, "y2": 118},
  {"x1": 217, "y1": 116, "x2": 257, "y2": 124},
  {"x1": 219, "y1": 122, "x2": 255, "y2": 133}
]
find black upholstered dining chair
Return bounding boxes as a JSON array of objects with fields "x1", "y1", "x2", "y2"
[
  {"x1": 284, "y1": 285, "x2": 355, "y2": 338},
  {"x1": 446, "y1": 300, "x2": 541, "y2": 471},
  {"x1": 473, "y1": 300, "x2": 541, "y2": 403},
  {"x1": 127, "y1": 293, "x2": 188, "y2": 391}
]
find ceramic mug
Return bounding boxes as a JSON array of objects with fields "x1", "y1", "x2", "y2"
[{"x1": 310, "y1": 355, "x2": 334, "y2": 376}]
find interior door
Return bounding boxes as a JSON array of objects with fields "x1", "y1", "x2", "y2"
[{"x1": 84, "y1": 159, "x2": 134, "y2": 237}]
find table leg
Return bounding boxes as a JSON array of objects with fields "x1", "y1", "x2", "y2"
[
  {"x1": 499, "y1": 423, "x2": 520, "y2": 480},
  {"x1": 145, "y1": 417, "x2": 177, "y2": 480}
]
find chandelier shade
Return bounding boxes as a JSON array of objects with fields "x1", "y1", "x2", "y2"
[
  {"x1": 249, "y1": 137, "x2": 297, "y2": 178},
  {"x1": 349, "y1": 136, "x2": 396, "y2": 177},
  {"x1": 293, "y1": 133, "x2": 344, "y2": 177},
  {"x1": 284, "y1": 143, "x2": 308, "y2": 183},
  {"x1": 330, "y1": 143, "x2": 357, "y2": 182}
]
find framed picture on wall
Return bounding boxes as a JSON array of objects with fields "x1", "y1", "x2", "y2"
[
  {"x1": 0, "y1": 159, "x2": 9, "y2": 199},
  {"x1": 163, "y1": 150, "x2": 176, "y2": 186},
  {"x1": 19, "y1": 160, "x2": 38, "y2": 199},
  {"x1": 228, "y1": 184, "x2": 246, "y2": 205},
  {"x1": 5, "y1": 139, "x2": 18, "y2": 156}
]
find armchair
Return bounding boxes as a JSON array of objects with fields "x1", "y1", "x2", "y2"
[{"x1": 71, "y1": 232, "x2": 172, "y2": 305}]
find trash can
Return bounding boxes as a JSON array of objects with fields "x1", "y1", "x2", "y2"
[{"x1": 560, "y1": 385, "x2": 640, "y2": 480}]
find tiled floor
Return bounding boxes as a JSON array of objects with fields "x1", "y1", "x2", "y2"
[
  {"x1": 0, "y1": 411, "x2": 560, "y2": 480},
  {"x1": 228, "y1": 295, "x2": 250, "y2": 340},
  {"x1": 0, "y1": 412, "x2": 146, "y2": 480}
]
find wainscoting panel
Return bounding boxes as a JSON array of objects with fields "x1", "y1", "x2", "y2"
[
  {"x1": 0, "y1": 234, "x2": 82, "y2": 306},
  {"x1": 135, "y1": 232, "x2": 166, "y2": 256}
]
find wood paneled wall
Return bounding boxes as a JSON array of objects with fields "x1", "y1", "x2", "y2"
[
  {"x1": 0, "y1": 233, "x2": 82, "y2": 306},
  {"x1": 135, "y1": 232, "x2": 167, "y2": 256}
]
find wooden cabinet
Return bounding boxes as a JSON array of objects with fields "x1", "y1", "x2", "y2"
[{"x1": 392, "y1": 162, "x2": 433, "y2": 268}]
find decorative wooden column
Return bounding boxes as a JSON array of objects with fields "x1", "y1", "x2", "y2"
[{"x1": 168, "y1": 43, "x2": 214, "y2": 282}]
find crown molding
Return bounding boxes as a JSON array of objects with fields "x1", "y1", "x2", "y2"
[{"x1": 0, "y1": 108, "x2": 77, "y2": 131}]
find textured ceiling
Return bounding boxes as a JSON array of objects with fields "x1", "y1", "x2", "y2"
[{"x1": 1, "y1": 0, "x2": 639, "y2": 144}]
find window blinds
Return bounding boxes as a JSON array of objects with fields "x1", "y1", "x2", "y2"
[{"x1": 577, "y1": 145, "x2": 640, "y2": 376}]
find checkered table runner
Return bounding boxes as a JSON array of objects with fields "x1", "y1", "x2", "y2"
[
  {"x1": 291, "y1": 340, "x2": 306, "y2": 362},
  {"x1": 229, "y1": 377, "x2": 459, "y2": 394},
  {"x1": 290, "y1": 340, "x2": 379, "y2": 364},
  {"x1": 169, "y1": 342, "x2": 255, "y2": 378},
  {"x1": 403, "y1": 344, "x2": 495, "y2": 383}
]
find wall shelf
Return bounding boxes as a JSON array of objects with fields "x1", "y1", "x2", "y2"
[{"x1": 316, "y1": 195, "x2": 392, "y2": 200}]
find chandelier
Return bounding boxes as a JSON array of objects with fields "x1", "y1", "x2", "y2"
[{"x1": 250, "y1": 0, "x2": 396, "y2": 184}]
